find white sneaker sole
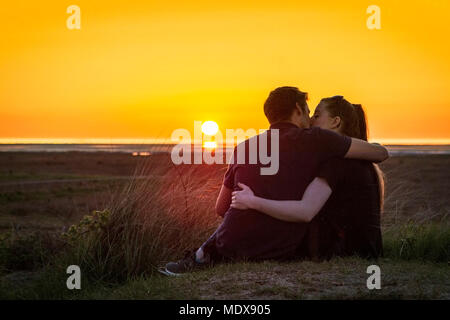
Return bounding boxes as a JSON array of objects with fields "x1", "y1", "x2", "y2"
[{"x1": 157, "y1": 267, "x2": 183, "y2": 277}]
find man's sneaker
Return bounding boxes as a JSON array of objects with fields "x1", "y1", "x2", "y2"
[{"x1": 158, "y1": 250, "x2": 211, "y2": 276}]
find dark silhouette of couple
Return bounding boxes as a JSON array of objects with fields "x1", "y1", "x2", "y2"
[{"x1": 160, "y1": 86, "x2": 388, "y2": 276}]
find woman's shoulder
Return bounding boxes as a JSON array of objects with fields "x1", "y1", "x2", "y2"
[
  {"x1": 322, "y1": 158, "x2": 377, "y2": 182},
  {"x1": 342, "y1": 158, "x2": 373, "y2": 168},
  {"x1": 341, "y1": 159, "x2": 378, "y2": 183},
  {"x1": 322, "y1": 157, "x2": 370, "y2": 169}
]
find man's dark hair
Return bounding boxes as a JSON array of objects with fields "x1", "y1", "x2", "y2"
[{"x1": 263, "y1": 86, "x2": 308, "y2": 124}]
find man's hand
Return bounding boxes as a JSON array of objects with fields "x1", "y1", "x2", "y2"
[{"x1": 231, "y1": 182, "x2": 256, "y2": 210}]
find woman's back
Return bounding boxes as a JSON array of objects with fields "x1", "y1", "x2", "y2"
[{"x1": 308, "y1": 158, "x2": 383, "y2": 260}]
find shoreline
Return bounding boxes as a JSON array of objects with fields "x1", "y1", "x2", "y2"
[{"x1": 1, "y1": 147, "x2": 450, "y2": 157}]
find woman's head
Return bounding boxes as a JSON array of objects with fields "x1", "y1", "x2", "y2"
[
  {"x1": 312, "y1": 97, "x2": 384, "y2": 212},
  {"x1": 311, "y1": 96, "x2": 368, "y2": 141}
]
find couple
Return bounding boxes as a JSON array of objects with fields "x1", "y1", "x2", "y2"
[{"x1": 160, "y1": 86, "x2": 388, "y2": 276}]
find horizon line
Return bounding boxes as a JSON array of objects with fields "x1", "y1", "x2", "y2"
[{"x1": 0, "y1": 138, "x2": 449, "y2": 146}]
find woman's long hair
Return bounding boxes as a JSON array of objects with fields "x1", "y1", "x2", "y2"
[
  {"x1": 321, "y1": 96, "x2": 385, "y2": 213},
  {"x1": 352, "y1": 104, "x2": 385, "y2": 214}
]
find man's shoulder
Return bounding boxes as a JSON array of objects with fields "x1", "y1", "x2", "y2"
[
  {"x1": 233, "y1": 127, "x2": 322, "y2": 144},
  {"x1": 276, "y1": 127, "x2": 326, "y2": 148},
  {"x1": 231, "y1": 127, "x2": 325, "y2": 155},
  {"x1": 229, "y1": 127, "x2": 327, "y2": 162},
  {"x1": 277, "y1": 126, "x2": 324, "y2": 139}
]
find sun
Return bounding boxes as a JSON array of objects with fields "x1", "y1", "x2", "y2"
[{"x1": 201, "y1": 121, "x2": 219, "y2": 136}]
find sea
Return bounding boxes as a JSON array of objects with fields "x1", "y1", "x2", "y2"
[{"x1": 0, "y1": 144, "x2": 449, "y2": 157}]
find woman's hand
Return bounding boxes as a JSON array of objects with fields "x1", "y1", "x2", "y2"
[{"x1": 231, "y1": 182, "x2": 257, "y2": 210}]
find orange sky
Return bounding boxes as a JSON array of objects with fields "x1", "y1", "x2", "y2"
[{"x1": 0, "y1": 0, "x2": 449, "y2": 143}]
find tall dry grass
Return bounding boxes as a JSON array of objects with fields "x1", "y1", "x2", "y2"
[{"x1": 61, "y1": 158, "x2": 224, "y2": 281}]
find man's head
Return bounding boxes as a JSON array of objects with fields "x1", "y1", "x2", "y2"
[{"x1": 263, "y1": 86, "x2": 310, "y2": 128}]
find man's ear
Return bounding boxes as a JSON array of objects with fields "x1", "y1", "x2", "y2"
[
  {"x1": 295, "y1": 102, "x2": 303, "y2": 115},
  {"x1": 331, "y1": 116, "x2": 341, "y2": 129}
]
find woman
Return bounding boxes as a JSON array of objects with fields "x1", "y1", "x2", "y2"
[{"x1": 231, "y1": 96, "x2": 384, "y2": 260}]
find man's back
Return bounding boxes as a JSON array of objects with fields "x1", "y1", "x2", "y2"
[{"x1": 215, "y1": 122, "x2": 351, "y2": 260}]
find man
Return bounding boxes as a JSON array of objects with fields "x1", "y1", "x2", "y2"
[{"x1": 160, "y1": 86, "x2": 388, "y2": 276}]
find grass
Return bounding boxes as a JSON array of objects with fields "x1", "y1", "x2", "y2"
[
  {"x1": 1, "y1": 256, "x2": 448, "y2": 300},
  {"x1": 0, "y1": 156, "x2": 449, "y2": 299},
  {"x1": 383, "y1": 221, "x2": 450, "y2": 262},
  {"x1": 0, "y1": 172, "x2": 113, "y2": 182},
  {"x1": 0, "y1": 187, "x2": 105, "y2": 206}
]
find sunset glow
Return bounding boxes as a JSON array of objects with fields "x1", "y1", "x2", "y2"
[{"x1": 0, "y1": 1, "x2": 449, "y2": 143}]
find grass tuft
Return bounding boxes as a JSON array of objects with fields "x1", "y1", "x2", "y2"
[{"x1": 383, "y1": 221, "x2": 450, "y2": 262}]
